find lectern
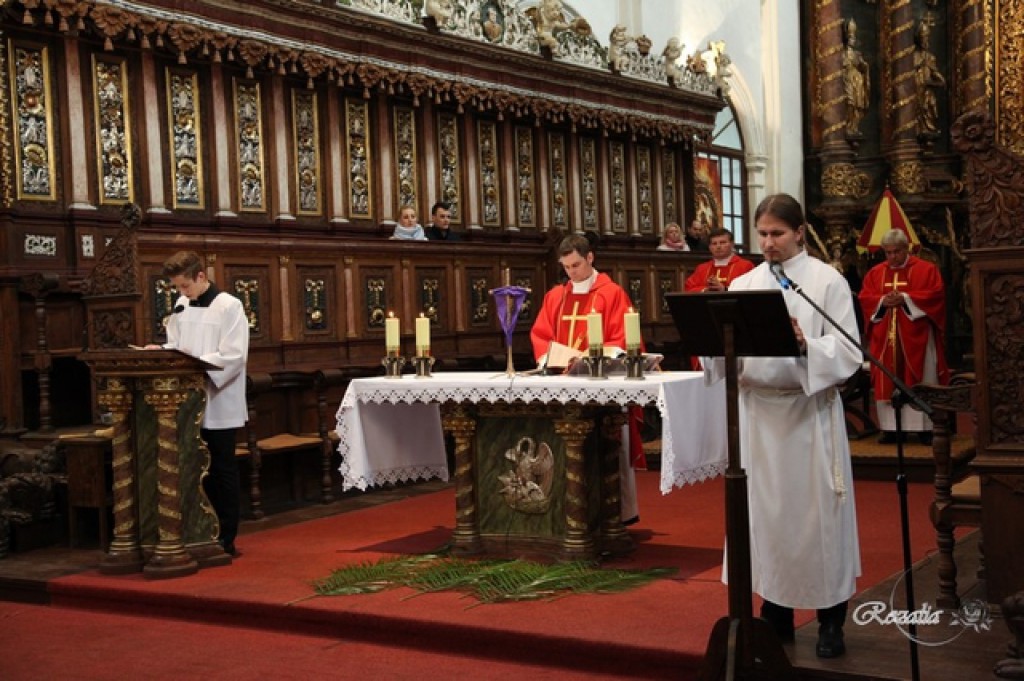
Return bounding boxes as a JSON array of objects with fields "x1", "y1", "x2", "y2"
[
  {"x1": 666, "y1": 290, "x2": 799, "y2": 680},
  {"x1": 78, "y1": 349, "x2": 230, "y2": 578}
]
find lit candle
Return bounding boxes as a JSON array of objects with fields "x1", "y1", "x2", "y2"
[
  {"x1": 624, "y1": 307, "x2": 641, "y2": 350},
  {"x1": 587, "y1": 309, "x2": 603, "y2": 348},
  {"x1": 415, "y1": 314, "x2": 431, "y2": 357},
  {"x1": 385, "y1": 312, "x2": 400, "y2": 354}
]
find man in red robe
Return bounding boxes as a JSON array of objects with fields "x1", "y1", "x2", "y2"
[
  {"x1": 530, "y1": 234, "x2": 635, "y2": 362},
  {"x1": 530, "y1": 233, "x2": 643, "y2": 523},
  {"x1": 858, "y1": 229, "x2": 949, "y2": 444},
  {"x1": 684, "y1": 228, "x2": 755, "y2": 292}
]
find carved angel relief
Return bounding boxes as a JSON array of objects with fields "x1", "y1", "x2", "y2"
[{"x1": 497, "y1": 436, "x2": 555, "y2": 513}]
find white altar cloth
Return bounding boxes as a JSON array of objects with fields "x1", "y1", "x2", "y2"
[{"x1": 335, "y1": 371, "x2": 727, "y2": 493}]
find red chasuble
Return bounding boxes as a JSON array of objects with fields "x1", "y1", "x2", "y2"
[
  {"x1": 684, "y1": 255, "x2": 756, "y2": 292},
  {"x1": 530, "y1": 272, "x2": 634, "y2": 360},
  {"x1": 858, "y1": 255, "x2": 950, "y2": 401}
]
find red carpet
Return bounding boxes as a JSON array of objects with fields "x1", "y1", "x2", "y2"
[{"x1": 26, "y1": 472, "x2": 938, "y2": 679}]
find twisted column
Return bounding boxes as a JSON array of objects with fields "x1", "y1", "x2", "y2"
[
  {"x1": 142, "y1": 376, "x2": 198, "y2": 578},
  {"x1": 599, "y1": 411, "x2": 632, "y2": 555},
  {"x1": 442, "y1": 405, "x2": 481, "y2": 554},
  {"x1": 98, "y1": 377, "x2": 144, "y2": 574},
  {"x1": 886, "y1": 0, "x2": 927, "y2": 194},
  {"x1": 814, "y1": 0, "x2": 846, "y2": 146},
  {"x1": 554, "y1": 407, "x2": 594, "y2": 560},
  {"x1": 958, "y1": 0, "x2": 988, "y2": 116}
]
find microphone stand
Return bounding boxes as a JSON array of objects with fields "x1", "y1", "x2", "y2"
[{"x1": 774, "y1": 267, "x2": 929, "y2": 681}]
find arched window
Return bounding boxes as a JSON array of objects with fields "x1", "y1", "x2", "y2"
[{"x1": 696, "y1": 104, "x2": 747, "y2": 250}]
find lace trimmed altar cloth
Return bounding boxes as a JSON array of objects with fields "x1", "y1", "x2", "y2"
[{"x1": 335, "y1": 371, "x2": 727, "y2": 493}]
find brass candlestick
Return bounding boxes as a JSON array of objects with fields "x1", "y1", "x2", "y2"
[
  {"x1": 624, "y1": 347, "x2": 645, "y2": 380},
  {"x1": 382, "y1": 353, "x2": 405, "y2": 378},
  {"x1": 413, "y1": 355, "x2": 434, "y2": 378},
  {"x1": 582, "y1": 345, "x2": 611, "y2": 379}
]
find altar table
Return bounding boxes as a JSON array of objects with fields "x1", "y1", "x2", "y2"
[{"x1": 335, "y1": 371, "x2": 727, "y2": 558}]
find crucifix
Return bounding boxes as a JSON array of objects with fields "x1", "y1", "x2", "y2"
[{"x1": 884, "y1": 272, "x2": 908, "y2": 347}]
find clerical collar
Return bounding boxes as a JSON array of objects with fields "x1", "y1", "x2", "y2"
[
  {"x1": 571, "y1": 270, "x2": 599, "y2": 294},
  {"x1": 190, "y1": 281, "x2": 220, "y2": 308}
]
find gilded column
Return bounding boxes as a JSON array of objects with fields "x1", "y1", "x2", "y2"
[
  {"x1": 886, "y1": 0, "x2": 927, "y2": 195},
  {"x1": 554, "y1": 407, "x2": 594, "y2": 559},
  {"x1": 442, "y1": 406, "x2": 481, "y2": 554},
  {"x1": 98, "y1": 378, "x2": 145, "y2": 574},
  {"x1": 957, "y1": 0, "x2": 989, "y2": 116},
  {"x1": 141, "y1": 376, "x2": 199, "y2": 578}
]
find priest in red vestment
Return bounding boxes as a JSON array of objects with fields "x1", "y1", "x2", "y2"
[
  {"x1": 530, "y1": 233, "x2": 643, "y2": 523},
  {"x1": 684, "y1": 228, "x2": 755, "y2": 292},
  {"x1": 530, "y1": 234, "x2": 635, "y2": 362},
  {"x1": 858, "y1": 229, "x2": 949, "y2": 444}
]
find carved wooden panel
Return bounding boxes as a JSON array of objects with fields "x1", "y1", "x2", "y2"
[
  {"x1": 626, "y1": 270, "x2": 645, "y2": 312},
  {"x1": 346, "y1": 98, "x2": 372, "y2": 218},
  {"x1": 296, "y1": 265, "x2": 337, "y2": 341},
  {"x1": 547, "y1": 132, "x2": 568, "y2": 229},
  {"x1": 437, "y1": 111, "x2": 462, "y2": 223},
  {"x1": 415, "y1": 266, "x2": 448, "y2": 332},
  {"x1": 609, "y1": 140, "x2": 627, "y2": 233},
  {"x1": 148, "y1": 274, "x2": 176, "y2": 343},
  {"x1": 92, "y1": 55, "x2": 134, "y2": 205},
  {"x1": 636, "y1": 145, "x2": 653, "y2": 234},
  {"x1": 656, "y1": 270, "x2": 677, "y2": 320},
  {"x1": 579, "y1": 136, "x2": 598, "y2": 231},
  {"x1": 510, "y1": 269, "x2": 536, "y2": 325},
  {"x1": 225, "y1": 264, "x2": 272, "y2": 344},
  {"x1": 514, "y1": 126, "x2": 536, "y2": 229},
  {"x1": 9, "y1": 41, "x2": 56, "y2": 202},
  {"x1": 477, "y1": 119, "x2": 501, "y2": 227},
  {"x1": 292, "y1": 89, "x2": 322, "y2": 216},
  {"x1": 358, "y1": 265, "x2": 397, "y2": 336},
  {"x1": 662, "y1": 147, "x2": 678, "y2": 225},
  {"x1": 167, "y1": 68, "x2": 204, "y2": 210},
  {"x1": 393, "y1": 105, "x2": 417, "y2": 212},
  {"x1": 233, "y1": 79, "x2": 266, "y2": 213},
  {"x1": 466, "y1": 267, "x2": 494, "y2": 327}
]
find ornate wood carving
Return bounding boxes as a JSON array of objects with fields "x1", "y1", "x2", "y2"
[
  {"x1": 292, "y1": 88, "x2": 321, "y2": 216},
  {"x1": 234, "y1": 79, "x2": 266, "y2": 212},
  {"x1": 477, "y1": 119, "x2": 500, "y2": 227},
  {"x1": 547, "y1": 131, "x2": 567, "y2": 229},
  {"x1": 393, "y1": 105, "x2": 417, "y2": 212},
  {"x1": 82, "y1": 204, "x2": 141, "y2": 296},
  {"x1": 93, "y1": 55, "x2": 134, "y2": 205},
  {"x1": 514, "y1": 126, "x2": 535, "y2": 229},
  {"x1": 346, "y1": 98, "x2": 372, "y2": 218},
  {"x1": 167, "y1": 68, "x2": 204, "y2": 210},
  {"x1": 636, "y1": 144, "x2": 653, "y2": 234},
  {"x1": 579, "y1": 136, "x2": 598, "y2": 231},
  {"x1": 437, "y1": 111, "x2": 462, "y2": 223},
  {"x1": 10, "y1": 41, "x2": 56, "y2": 202}
]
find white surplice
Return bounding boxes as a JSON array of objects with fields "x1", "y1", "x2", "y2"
[{"x1": 706, "y1": 250, "x2": 863, "y2": 609}]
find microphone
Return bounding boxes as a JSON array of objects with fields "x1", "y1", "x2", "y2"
[
  {"x1": 173, "y1": 302, "x2": 186, "y2": 314},
  {"x1": 769, "y1": 261, "x2": 794, "y2": 290}
]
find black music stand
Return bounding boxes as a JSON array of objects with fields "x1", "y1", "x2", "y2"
[{"x1": 665, "y1": 290, "x2": 799, "y2": 680}]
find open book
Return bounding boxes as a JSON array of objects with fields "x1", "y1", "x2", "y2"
[{"x1": 545, "y1": 341, "x2": 663, "y2": 374}]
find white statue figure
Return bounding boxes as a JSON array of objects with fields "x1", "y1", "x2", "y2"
[
  {"x1": 663, "y1": 37, "x2": 684, "y2": 82},
  {"x1": 708, "y1": 40, "x2": 733, "y2": 95},
  {"x1": 424, "y1": 0, "x2": 454, "y2": 27},
  {"x1": 608, "y1": 25, "x2": 631, "y2": 72}
]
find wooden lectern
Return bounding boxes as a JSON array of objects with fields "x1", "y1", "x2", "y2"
[{"x1": 78, "y1": 349, "x2": 230, "y2": 578}]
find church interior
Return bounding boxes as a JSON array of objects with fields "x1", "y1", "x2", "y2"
[{"x1": 1, "y1": 0, "x2": 1023, "y2": 678}]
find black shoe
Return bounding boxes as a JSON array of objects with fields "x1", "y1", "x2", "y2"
[
  {"x1": 816, "y1": 622, "x2": 846, "y2": 658},
  {"x1": 221, "y1": 541, "x2": 238, "y2": 557},
  {"x1": 760, "y1": 602, "x2": 795, "y2": 643}
]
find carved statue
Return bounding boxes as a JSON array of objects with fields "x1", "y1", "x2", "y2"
[
  {"x1": 842, "y1": 18, "x2": 870, "y2": 137},
  {"x1": 663, "y1": 37, "x2": 684, "y2": 83},
  {"x1": 608, "y1": 25, "x2": 630, "y2": 72},
  {"x1": 534, "y1": 0, "x2": 568, "y2": 54},
  {"x1": 686, "y1": 50, "x2": 708, "y2": 75},
  {"x1": 425, "y1": 0, "x2": 454, "y2": 27},
  {"x1": 482, "y1": 5, "x2": 503, "y2": 42},
  {"x1": 996, "y1": 590, "x2": 1024, "y2": 678},
  {"x1": 708, "y1": 40, "x2": 732, "y2": 95},
  {"x1": 913, "y1": 19, "x2": 946, "y2": 139}
]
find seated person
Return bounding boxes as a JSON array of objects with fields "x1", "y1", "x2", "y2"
[
  {"x1": 425, "y1": 202, "x2": 460, "y2": 241},
  {"x1": 391, "y1": 205, "x2": 427, "y2": 241},
  {"x1": 656, "y1": 222, "x2": 689, "y2": 251}
]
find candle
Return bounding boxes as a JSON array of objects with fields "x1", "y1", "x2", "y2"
[
  {"x1": 624, "y1": 307, "x2": 641, "y2": 350},
  {"x1": 385, "y1": 312, "x2": 400, "y2": 353},
  {"x1": 415, "y1": 314, "x2": 431, "y2": 357},
  {"x1": 587, "y1": 309, "x2": 603, "y2": 347}
]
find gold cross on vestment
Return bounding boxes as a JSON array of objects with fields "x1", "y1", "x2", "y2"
[
  {"x1": 561, "y1": 301, "x2": 588, "y2": 349},
  {"x1": 884, "y1": 273, "x2": 907, "y2": 292}
]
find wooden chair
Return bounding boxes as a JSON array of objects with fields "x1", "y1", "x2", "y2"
[
  {"x1": 241, "y1": 371, "x2": 322, "y2": 519},
  {"x1": 912, "y1": 373, "x2": 981, "y2": 609}
]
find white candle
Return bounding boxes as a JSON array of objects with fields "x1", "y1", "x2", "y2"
[
  {"x1": 624, "y1": 308, "x2": 641, "y2": 350},
  {"x1": 385, "y1": 312, "x2": 400, "y2": 353},
  {"x1": 415, "y1": 314, "x2": 430, "y2": 357},
  {"x1": 587, "y1": 309, "x2": 603, "y2": 347}
]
